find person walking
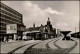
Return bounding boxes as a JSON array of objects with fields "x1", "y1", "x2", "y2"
[{"x1": 6, "y1": 37, "x2": 9, "y2": 42}]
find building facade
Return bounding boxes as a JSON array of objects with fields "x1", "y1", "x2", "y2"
[
  {"x1": 71, "y1": 32, "x2": 80, "y2": 38},
  {"x1": 56, "y1": 29, "x2": 61, "y2": 37},
  {"x1": 0, "y1": 2, "x2": 26, "y2": 42},
  {"x1": 46, "y1": 18, "x2": 56, "y2": 38},
  {"x1": 24, "y1": 18, "x2": 56, "y2": 40}
]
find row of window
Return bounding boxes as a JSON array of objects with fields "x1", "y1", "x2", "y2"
[
  {"x1": 0, "y1": 29, "x2": 6, "y2": 32},
  {"x1": 1, "y1": 9, "x2": 22, "y2": 21},
  {"x1": 0, "y1": 31, "x2": 6, "y2": 33},
  {"x1": 0, "y1": 23, "x2": 6, "y2": 27},
  {"x1": 1, "y1": 8, "x2": 22, "y2": 19},
  {"x1": 1, "y1": 3, "x2": 22, "y2": 17},
  {"x1": 0, "y1": 21, "x2": 7, "y2": 24},
  {"x1": 0, "y1": 26, "x2": 6, "y2": 30},
  {"x1": 1, "y1": 18, "x2": 21, "y2": 25},
  {"x1": 1, "y1": 17, "x2": 15, "y2": 24},
  {"x1": 1, "y1": 14, "x2": 22, "y2": 24}
]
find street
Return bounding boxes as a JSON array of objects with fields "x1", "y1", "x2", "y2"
[
  {"x1": 1, "y1": 36, "x2": 79, "y2": 54},
  {"x1": 68, "y1": 38, "x2": 79, "y2": 54},
  {"x1": 0, "y1": 1, "x2": 79, "y2": 54}
]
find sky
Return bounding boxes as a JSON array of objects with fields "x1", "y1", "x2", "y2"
[{"x1": 1, "y1": 1, "x2": 79, "y2": 33}]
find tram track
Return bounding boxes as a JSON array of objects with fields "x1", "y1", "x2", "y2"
[
  {"x1": 23, "y1": 42, "x2": 42, "y2": 54},
  {"x1": 8, "y1": 43, "x2": 32, "y2": 54},
  {"x1": 7, "y1": 37, "x2": 77, "y2": 54},
  {"x1": 23, "y1": 38, "x2": 61, "y2": 54},
  {"x1": 46, "y1": 37, "x2": 78, "y2": 54},
  {"x1": 53, "y1": 38, "x2": 62, "y2": 49},
  {"x1": 64, "y1": 39, "x2": 78, "y2": 54},
  {"x1": 8, "y1": 41, "x2": 42, "y2": 54},
  {"x1": 46, "y1": 38, "x2": 59, "y2": 49},
  {"x1": 53, "y1": 38, "x2": 78, "y2": 54}
]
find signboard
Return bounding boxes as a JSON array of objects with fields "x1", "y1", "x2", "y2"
[{"x1": 6, "y1": 24, "x2": 17, "y2": 34}]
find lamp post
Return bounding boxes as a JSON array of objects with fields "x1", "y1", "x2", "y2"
[{"x1": 79, "y1": 14, "x2": 80, "y2": 32}]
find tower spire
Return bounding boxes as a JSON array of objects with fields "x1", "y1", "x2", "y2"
[
  {"x1": 48, "y1": 17, "x2": 50, "y2": 21},
  {"x1": 47, "y1": 17, "x2": 50, "y2": 25},
  {"x1": 33, "y1": 22, "x2": 35, "y2": 28}
]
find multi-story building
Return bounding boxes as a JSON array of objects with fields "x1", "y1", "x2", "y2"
[{"x1": 0, "y1": 2, "x2": 26, "y2": 42}]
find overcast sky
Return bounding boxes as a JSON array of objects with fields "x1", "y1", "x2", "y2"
[{"x1": 1, "y1": 1, "x2": 79, "y2": 33}]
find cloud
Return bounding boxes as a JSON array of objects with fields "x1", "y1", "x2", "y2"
[
  {"x1": 44, "y1": 7, "x2": 64, "y2": 15},
  {"x1": 1, "y1": 1, "x2": 79, "y2": 32},
  {"x1": 22, "y1": 1, "x2": 47, "y2": 27},
  {"x1": 55, "y1": 22, "x2": 70, "y2": 31},
  {"x1": 56, "y1": 23, "x2": 69, "y2": 26},
  {"x1": 22, "y1": 1, "x2": 64, "y2": 27}
]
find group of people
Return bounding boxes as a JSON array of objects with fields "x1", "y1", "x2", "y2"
[{"x1": 0, "y1": 37, "x2": 9, "y2": 42}]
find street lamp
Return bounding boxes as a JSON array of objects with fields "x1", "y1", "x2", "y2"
[{"x1": 79, "y1": 14, "x2": 80, "y2": 32}]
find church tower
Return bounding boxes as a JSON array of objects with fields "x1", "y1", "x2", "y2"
[
  {"x1": 47, "y1": 18, "x2": 51, "y2": 33},
  {"x1": 47, "y1": 17, "x2": 51, "y2": 25},
  {"x1": 33, "y1": 22, "x2": 35, "y2": 28}
]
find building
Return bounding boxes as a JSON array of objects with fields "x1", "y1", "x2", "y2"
[
  {"x1": 46, "y1": 18, "x2": 56, "y2": 38},
  {"x1": 71, "y1": 15, "x2": 80, "y2": 38},
  {"x1": 71, "y1": 32, "x2": 80, "y2": 38},
  {"x1": 24, "y1": 18, "x2": 56, "y2": 40},
  {"x1": 56, "y1": 29, "x2": 61, "y2": 37},
  {"x1": 0, "y1": 2, "x2": 26, "y2": 42}
]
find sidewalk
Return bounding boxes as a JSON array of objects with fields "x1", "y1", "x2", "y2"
[
  {"x1": 68, "y1": 38, "x2": 79, "y2": 53},
  {"x1": 55, "y1": 37, "x2": 76, "y2": 49},
  {"x1": 1, "y1": 40, "x2": 38, "y2": 53},
  {"x1": 1, "y1": 39, "x2": 23, "y2": 45}
]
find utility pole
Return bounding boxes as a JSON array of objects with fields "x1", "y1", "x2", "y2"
[
  {"x1": 79, "y1": 13, "x2": 80, "y2": 32},
  {"x1": 75, "y1": 27, "x2": 76, "y2": 33},
  {"x1": 79, "y1": 1, "x2": 80, "y2": 32}
]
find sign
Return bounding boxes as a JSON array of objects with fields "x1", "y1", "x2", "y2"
[{"x1": 6, "y1": 24, "x2": 17, "y2": 33}]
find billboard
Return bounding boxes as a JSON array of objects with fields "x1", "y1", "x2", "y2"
[{"x1": 6, "y1": 24, "x2": 17, "y2": 34}]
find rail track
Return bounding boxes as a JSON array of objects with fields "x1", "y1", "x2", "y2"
[
  {"x1": 7, "y1": 37, "x2": 77, "y2": 54},
  {"x1": 23, "y1": 38, "x2": 62, "y2": 54}
]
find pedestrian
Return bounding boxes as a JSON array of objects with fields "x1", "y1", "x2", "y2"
[
  {"x1": 0, "y1": 37, "x2": 1, "y2": 42},
  {"x1": 6, "y1": 37, "x2": 8, "y2": 42},
  {"x1": 4, "y1": 36, "x2": 6, "y2": 43}
]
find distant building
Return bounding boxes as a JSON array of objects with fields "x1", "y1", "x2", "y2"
[
  {"x1": 71, "y1": 32, "x2": 80, "y2": 38},
  {"x1": 0, "y1": 2, "x2": 26, "y2": 42},
  {"x1": 56, "y1": 29, "x2": 61, "y2": 37},
  {"x1": 46, "y1": 18, "x2": 56, "y2": 38},
  {"x1": 71, "y1": 16, "x2": 80, "y2": 38},
  {"x1": 25, "y1": 18, "x2": 56, "y2": 40}
]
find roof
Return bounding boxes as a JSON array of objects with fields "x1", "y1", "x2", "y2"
[
  {"x1": 26, "y1": 26, "x2": 40, "y2": 31},
  {"x1": 60, "y1": 31, "x2": 71, "y2": 35},
  {"x1": 71, "y1": 32, "x2": 80, "y2": 35}
]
